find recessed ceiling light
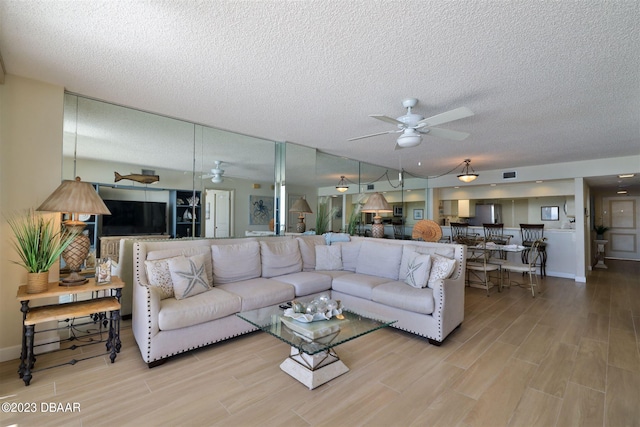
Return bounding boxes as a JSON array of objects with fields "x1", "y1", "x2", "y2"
[
  {"x1": 536, "y1": 180, "x2": 543, "y2": 183},
  {"x1": 490, "y1": 184, "x2": 496, "y2": 187},
  {"x1": 618, "y1": 174, "x2": 635, "y2": 178},
  {"x1": 617, "y1": 190, "x2": 628, "y2": 194},
  {"x1": 417, "y1": 161, "x2": 421, "y2": 166}
]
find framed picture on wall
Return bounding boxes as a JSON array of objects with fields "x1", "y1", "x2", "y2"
[
  {"x1": 413, "y1": 209, "x2": 424, "y2": 220},
  {"x1": 541, "y1": 206, "x2": 559, "y2": 221}
]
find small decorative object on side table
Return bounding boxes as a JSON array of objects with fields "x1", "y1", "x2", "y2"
[{"x1": 96, "y1": 257, "x2": 112, "y2": 283}]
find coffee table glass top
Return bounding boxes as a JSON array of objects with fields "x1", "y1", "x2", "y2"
[{"x1": 237, "y1": 304, "x2": 396, "y2": 355}]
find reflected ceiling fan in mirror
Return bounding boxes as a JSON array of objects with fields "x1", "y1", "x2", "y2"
[
  {"x1": 349, "y1": 98, "x2": 474, "y2": 149},
  {"x1": 202, "y1": 160, "x2": 225, "y2": 183}
]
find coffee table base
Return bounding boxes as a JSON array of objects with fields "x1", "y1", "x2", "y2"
[{"x1": 280, "y1": 346, "x2": 349, "y2": 389}]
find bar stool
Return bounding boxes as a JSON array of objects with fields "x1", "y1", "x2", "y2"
[{"x1": 520, "y1": 224, "x2": 546, "y2": 276}]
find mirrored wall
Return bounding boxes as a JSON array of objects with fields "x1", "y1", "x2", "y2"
[{"x1": 63, "y1": 93, "x2": 430, "y2": 253}]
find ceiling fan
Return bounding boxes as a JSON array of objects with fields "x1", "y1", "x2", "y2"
[
  {"x1": 349, "y1": 98, "x2": 474, "y2": 149},
  {"x1": 202, "y1": 160, "x2": 225, "y2": 183}
]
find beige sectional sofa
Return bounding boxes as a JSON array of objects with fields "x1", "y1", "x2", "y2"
[{"x1": 132, "y1": 235, "x2": 466, "y2": 367}]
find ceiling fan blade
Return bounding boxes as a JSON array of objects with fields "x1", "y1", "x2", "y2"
[
  {"x1": 370, "y1": 114, "x2": 405, "y2": 126},
  {"x1": 417, "y1": 107, "x2": 474, "y2": 127},
  {"x1": 348, "y1": 130, "x2": 398, "y2": 141},
  {"x1": 426, "y1": 127, "x2": 471, "y2": 141}
]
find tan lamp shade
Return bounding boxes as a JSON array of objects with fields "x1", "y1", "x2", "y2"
[
  {"x1": 289, "y1": 198, "x2": 312, "y2": 233},
  {"x1": 361, "y1": 192, "x2": 392, "y2": 213},
  {"x1": 37, "y1": 177, "x2": 111, "y2": 216}
]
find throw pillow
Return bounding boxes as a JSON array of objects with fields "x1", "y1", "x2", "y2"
[
  {"x1": 144, "y1": 258, "x2": 174, "y2": 299},
  {"x1": 210, "y1": 240, "x2": 261, "y2": 284},
  {"x1": 315, "y1": 245, "x2": 343, "y2": 271},
  {"x1": 167, "y1": 253, "x2": 211, "y2": 300},
  {"x1": 404, "y1": 253, "x2": 432, "y2": 288},
  {"x1": 427, "y1": 254, "x2": 457, "y2": 288}
]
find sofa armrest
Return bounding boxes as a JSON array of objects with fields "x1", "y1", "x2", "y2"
[
  {"x1": 131, "y1": 280, "x2": 162, "y2": 363},
  {"x1": 430, "y1": 275, "x2": 465, "y2": 341}
]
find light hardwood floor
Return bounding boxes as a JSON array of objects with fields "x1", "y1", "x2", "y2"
[{"x1": 1, "y1": 259, "x2": 639, "y2": 426}]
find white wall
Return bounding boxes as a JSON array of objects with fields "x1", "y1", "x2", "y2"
[{"x1": 0, "y1": 75, "x2": 65, "y2": 361}]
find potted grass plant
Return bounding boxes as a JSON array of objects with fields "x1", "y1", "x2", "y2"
[
  {"x1": 7, "y1": 209, "x2": 78, "y2": 293},
  {"x1": 594, "y1": 224, "x2": 609, "y2": 240},
  {"x1": 315, "y1": 197, "x2": 338, "y2": 235}
]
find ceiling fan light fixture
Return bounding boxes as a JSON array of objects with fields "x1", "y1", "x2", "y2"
[
  {"x1": 396, "y1": 131, "x2": 422, "y2": 148},
  {"x1": 457, "y1": 159, "x2": 479, "y2": 183},
  {"x1": 336, "y1": 176, "x2": 349, "y2": 193}
]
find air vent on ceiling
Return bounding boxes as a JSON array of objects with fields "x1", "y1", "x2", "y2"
[
  {"x1": 367, "y1": 184, "x2": 375, "y2": 190},
  {"x1": 503, "y1": 171, "x2": 517, "y2": 180}
]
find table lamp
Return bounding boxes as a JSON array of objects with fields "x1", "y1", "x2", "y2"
[
  {"x1": 362, "y1": 192, "x2": 392, "y2": 238},
  {"x1": 289, "y1": 197, "x2": 313, "y2": 233},
  {"x1": 37, "y1": 177, "x2": 111, "y2": 285}
]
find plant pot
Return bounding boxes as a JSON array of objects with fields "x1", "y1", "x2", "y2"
[
  {"x1": 596, "y1": 234, "x2": 604, "y2": 240},
  {"x1": 27, "y1": 272, "x2": 49, "y2": 294}
]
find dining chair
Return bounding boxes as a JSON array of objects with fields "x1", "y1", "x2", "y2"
[
  {"x1": 501, "y1": 239, "x2": 544, "y2": 297},
  {"x1": 465, "y1": 240, "x2": 501, "y2": 296},
  {"x1": 450, "y1": 222, "x2": 478, "y2": 244},
  {"x1": 483, "y1": 223, "x2": 513, "y2": 260},
  {"x1": 519, "y1": 224, "x2": 547, "y2": 276}
]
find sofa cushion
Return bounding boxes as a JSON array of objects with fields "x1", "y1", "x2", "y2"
[
  {"x1": 167, "y1": 254, "x2": 211, "y2": 300},
  {"x1": 399, "y1": 244, "x2": 456, "y2": 281},
  {"x1": 144, "y1": 258, "x2": 174, "y2": 299},
  {"x1": 296, "y1": 235, "x2": 326, "y2": 271},
  {"x1": 355, "y1": 240, "x2": 403, "y2": 280},
  {"x1": 372, "y1": 282, "x2": 435, "y2": 315},
  {"x1": 146, "y1": 246, "x2": 213, "y2": 286},
  {"x1": 404, "y1": 253, "x2": 432, "y2": 288},
  {"x1": 211, "y1": 241, "x2": 261, "y2": 284},
  {"x1": 259, "y1": 239, "x2": 302, "y2": 278},
  {"x1": 271, "y1": 272, "x2": 332, "y2": 297},
  {"x1": 335, "y1": 241, "x2": 361, "y2": 272},
  {"x1": 315, "y1": 245, "x2": 343, "y2": 271},
  {"x1": 427, "y1": 254, "x2": 457, "y2": 288},
  {"x1": 158, "y1": 287, "x2": 242, "y2": 331},
  {"x1": 217, "y1": 278, "x2": 295, "y2": 311},
  {"x1": 331, "y1": 273, "x2": 389, "y2": 300}
]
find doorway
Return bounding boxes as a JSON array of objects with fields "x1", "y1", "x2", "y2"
[
  {"x1": 205, "y1": 189, "x2": 234, "y2": 238},
  {"x1": 602, "y1": 196, "x2": 640, "y2": 260}
]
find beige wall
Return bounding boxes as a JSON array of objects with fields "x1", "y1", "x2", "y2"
[{"x1": 0, "y1": 75, "x2": 64, "y2": 361}]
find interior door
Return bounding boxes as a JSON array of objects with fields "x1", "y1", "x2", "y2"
[
  {"x1": 602, "y1": 196, "x2": 639, "y2": 260},
  {"x1": 205, "y1": 189, "x2": 231, "y2": 238}
]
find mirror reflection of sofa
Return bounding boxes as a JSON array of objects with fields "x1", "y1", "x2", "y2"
[{"x1": 130, "y1": 235, "x2": 466, "y2": 367}]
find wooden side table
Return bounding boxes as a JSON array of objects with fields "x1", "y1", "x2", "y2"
[{"x1": 16, "y1": 276, "x2": 124, "y2": 386}]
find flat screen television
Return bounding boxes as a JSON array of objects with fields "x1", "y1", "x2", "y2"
[{"x1": 101, "y1": 199, "x2": 167, "y2": 236}]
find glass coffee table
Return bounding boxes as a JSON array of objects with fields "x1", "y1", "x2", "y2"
[{"x1": 237, "y1": 304, "x2": 396, "y2": 389}]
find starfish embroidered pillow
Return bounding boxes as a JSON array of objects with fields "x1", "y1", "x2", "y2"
[
  {"x1": 167, "y1": 253, "x2": 211, "y2": 300},
  {"x1": 404, "y1": 253, "x2": 432, "y2": 288}
]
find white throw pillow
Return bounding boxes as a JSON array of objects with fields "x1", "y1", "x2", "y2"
[
  {"x1": 144, "y1": 258, "x2": 174, "y2": 299},
  {"x1": 427, "y1": 254, "x2": 457, "y2": 288},
  {"x1": 315, "y1": 245, "x2": 343, "y2": 271},
  {"x1": 404, "y1": 253, "x2": 432, "y2": 288},
  {"x1": 167, "y1": 253, "x2": 211, "y2": 300}
]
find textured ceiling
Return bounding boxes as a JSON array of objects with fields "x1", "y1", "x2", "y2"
[{"x1": 1, "y1": 1, "x2": 639, "y2": 191}]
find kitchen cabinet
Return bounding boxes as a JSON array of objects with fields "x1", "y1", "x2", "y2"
[{"x1": 458, "y1": 200, "x2": 475, "y2": 217}]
